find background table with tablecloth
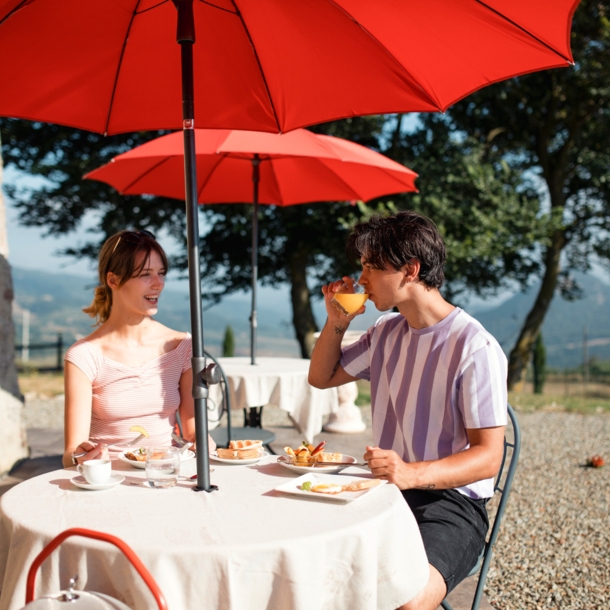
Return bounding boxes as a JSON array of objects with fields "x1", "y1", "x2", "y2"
[{"x1": 208, "y1": 357, "x2": 339, "y2": 442}]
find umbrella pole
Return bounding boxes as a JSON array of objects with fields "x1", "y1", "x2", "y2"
[
  {"x1": 175, "y1": 0, "x2": 216, "y2": 492},
  {"x1": 250, "y1": 155, "x2": 260, "y2": 366}
]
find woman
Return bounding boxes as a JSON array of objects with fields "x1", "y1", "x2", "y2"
[{"x1": 62, "y1": 229, "x2": 216, "y2": 467}]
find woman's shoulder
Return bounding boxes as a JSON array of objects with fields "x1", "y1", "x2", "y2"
[{"x1": 154, "y1": 323, "x2": 191, "y2": 354}]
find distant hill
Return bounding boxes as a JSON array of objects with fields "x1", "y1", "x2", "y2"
[
  {"x1": 471, "y1": 273, "x2": 610, "y2": 369},
  {"x1": 10, "y1": 267, "x2": 610, "y2": 368},
  {"x1": 11, "y1": 267, "x2": 302, "y2": 358}
]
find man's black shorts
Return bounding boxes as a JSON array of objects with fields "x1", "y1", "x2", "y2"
[{"x1": 402, "y1": 488, "x2": 489, "y2": 595}]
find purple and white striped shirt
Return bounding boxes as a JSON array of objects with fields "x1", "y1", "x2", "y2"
[{"x1": 341, "y1": 308, "x2": 507, "y2": 499}]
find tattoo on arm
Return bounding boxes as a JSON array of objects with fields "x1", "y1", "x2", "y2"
[
  {"x1": 332, "y1": 360, "x2": 341, "y2": 375},
  {"x1": 415, "y1": 484, "x2": 436, "y2": 490},
  {"x1": 334, "y1": 324, "x2": 346, "y2": 335}
]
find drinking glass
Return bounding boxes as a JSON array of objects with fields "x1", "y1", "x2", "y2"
[
  {"x1": 145, "y1": 447, "x2": 180, "y2": 489},
  {"x1": 331, "y1": 280, "x2": 369, "y2": 316}
]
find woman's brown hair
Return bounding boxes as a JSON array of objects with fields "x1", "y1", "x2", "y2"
[{"x1": 83, "y1": 230, "x2": 169, "y2": 325}]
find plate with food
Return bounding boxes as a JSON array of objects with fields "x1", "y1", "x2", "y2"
[
  {"x1": 274, "y1": 473, "x2": 386, "y2": 503},
  {"x1": 117, "y1": 448, "x2": 196, "y2": 468},
  {"x1": 277, "y1": 441, "x2": 360, "y2": 474},
  {"x1": 210, "y1": 439, "x2": 269, "y2": 465}
]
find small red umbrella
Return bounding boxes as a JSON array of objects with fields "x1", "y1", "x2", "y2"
[{"x1": 85, "y1": 128, "x2": 418, "y2": 364}]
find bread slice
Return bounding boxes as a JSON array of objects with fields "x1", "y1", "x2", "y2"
[
  {"x1": 341, "y1": 479, "x2": 382, "y2": 492},
  {"x1": 228, "y1": 439, "x2": 263, "y2": 451},
  {"x1": 216, "y1": 447, "x2": 260, "y2": 460},
  {"x1": 315, "y1": 452, "x2": 342, "y2": 463}
]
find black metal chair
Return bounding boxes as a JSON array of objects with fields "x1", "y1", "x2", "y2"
[
  {"x1": 441, "y1": 403, "x2": 521, "y2": 610},
  {"x1": 205, "y1": 351, "x2": 277, "y2": 454}
]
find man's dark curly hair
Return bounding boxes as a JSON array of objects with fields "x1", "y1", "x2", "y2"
[{"x1": 346, "y1": 211, "x2": 446, "y2": 290}]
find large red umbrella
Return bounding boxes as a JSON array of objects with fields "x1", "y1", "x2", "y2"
[
  {"x1": 85, "y1": 127, "x2": 418, "y2": 364},
  {"x1": 0, "y1": 0, "x2": 580, "y2": 490},
  {"x1": 0, "y1": 0, "x2": 579, "y2": 134}
]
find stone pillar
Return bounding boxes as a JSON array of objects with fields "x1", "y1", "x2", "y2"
[
  {"x1": 314, "y1": 330, "x2": 367, "y2": 434},
  {"x1": 0, "y1": 137, "x2": 28, "y2": 475}
]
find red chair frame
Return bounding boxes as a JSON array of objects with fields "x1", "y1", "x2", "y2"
[{"x1": 25, "y1": 527, "x2": 168, "y2": 610}]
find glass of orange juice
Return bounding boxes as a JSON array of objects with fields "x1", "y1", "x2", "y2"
[{"x1": 331, "y1": 280, "x2": 369, "y2": 316}]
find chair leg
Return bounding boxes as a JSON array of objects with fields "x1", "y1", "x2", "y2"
[{"x1": 440, "y1": 600, "x2": 453, "y2": 610}]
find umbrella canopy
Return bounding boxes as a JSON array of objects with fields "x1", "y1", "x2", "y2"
[
  {"x1": 0, "y1": 0, "x2": 580, "y2": 490},
  {"x1": 84, "y1": 129, "x2": 418, "y2": 205},
  {"x1": 85, "y1": 128, "x2": 418, "y2": 363},
  {"x1": 0, "y1": 0, "x2": 579, "y2": 135}
]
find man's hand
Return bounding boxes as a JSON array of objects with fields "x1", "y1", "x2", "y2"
[
  {"x1": 364, "y1": 446, "x2": 422, "y2": 490},
  {"x1": 321, "y1": 277, "x2": 366, "y2": 324}
]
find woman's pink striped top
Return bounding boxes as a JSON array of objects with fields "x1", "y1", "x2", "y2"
[{"x1": 64, "y1": 334, "x2": 192, "y2": 450}]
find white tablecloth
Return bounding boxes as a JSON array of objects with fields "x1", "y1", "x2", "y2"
[
  {"x1": 209, "y1": 357, "x2": 339, "y2": 443},
  {"x1": 0, "y1": 458, "x2": 429, "y2": 610}
]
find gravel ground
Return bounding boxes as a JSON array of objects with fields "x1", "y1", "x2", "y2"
[
  {"x1": 485, "y1": 411, "x2": 610, "y2": 609},
  {"x1": 19, "y1": 397, "x2": 610, "y2": 609}
]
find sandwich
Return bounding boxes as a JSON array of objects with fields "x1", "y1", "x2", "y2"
[{"x1": 216, "y1": 439, "x2": 263, "y2": 460}]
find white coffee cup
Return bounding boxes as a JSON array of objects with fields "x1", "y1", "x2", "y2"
[{"x1": 77, "y1": 459, "x2": 111, "y2": 485}]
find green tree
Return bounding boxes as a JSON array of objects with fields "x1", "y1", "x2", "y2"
[
  {"x1": 222, "y1": 325, "x2": 235, "y2": 357},
  {"x1": 446, "y1": 0, "x2": 610, "y2": 388},
  {"x1": 1, "y1": 113, "x2": 544, "y2": 359},
  {"x1": 532, "y1": 333, "x2": 546, "y2": 394}
]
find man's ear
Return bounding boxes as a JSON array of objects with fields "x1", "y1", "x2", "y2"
[{"x1": 403, "y1": 260, "x2": 420, "y2": 283}]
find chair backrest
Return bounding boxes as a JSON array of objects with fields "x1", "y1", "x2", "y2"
[{"x1": 469, "y1": 403, "x2": 521, "y2": 610}]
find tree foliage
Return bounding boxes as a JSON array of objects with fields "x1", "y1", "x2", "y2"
[
  {"x1": 446, "y1": 0, "x2": 610, "y2": 387},
  {"x1": 0, "y1": 110, "x2": 545, "y2": 358}
]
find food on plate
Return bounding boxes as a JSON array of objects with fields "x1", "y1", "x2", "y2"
[
  {"x1": 125, "y1": 448, "x2": 147, "y2": 462},
  {"x1": 300, "y1": 478, "x2": 382, "y2": 495},
  {"x1": 228, "y1": 439, "x2": 263, "y2": 451},
  {"x1": 341, "y1": 479, "x2": 382, "y2": 492},
  {"x1": 129, "y1": 425, "x2": 149, "y2": 438},
  {"x1": 310, "y1": 483, "x2": 344, "y2": 495},
  {"x1": 216, "y1": 439, "x2": 263, "y2": 460},
  {"x1": 284, "y1": 441, "x2": 342, "y2": 466}
]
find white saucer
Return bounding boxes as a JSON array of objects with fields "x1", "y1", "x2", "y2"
[{"x1": 70, "y1": 474, "x2": 125, "y2": 491}]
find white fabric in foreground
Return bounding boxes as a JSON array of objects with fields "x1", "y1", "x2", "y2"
[{"x1": 0, "y1": 459, "x2": 429, "y2": 610}]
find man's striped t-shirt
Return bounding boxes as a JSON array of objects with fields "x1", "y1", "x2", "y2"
[{"x1": 341, "y1": 308, "x2": 507, "y2": 499}]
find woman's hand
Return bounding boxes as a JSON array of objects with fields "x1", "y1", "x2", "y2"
[{"x1": 69, "y1": 441, "x2": 108, "y2": 466}]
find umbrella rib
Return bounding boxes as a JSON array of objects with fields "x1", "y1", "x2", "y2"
[
  {"x1": 229, "y1": 0, "x2": 282, "y2": 132},
  {"x1": 197, "y1": 153, "x2": 229, "y2": 202},
  {"x1": 103, "y1": 1, "x2": 143, "y2": 135},
  {"x1": 476, "y1": 0, "x2": 574, "y2": 64},
  {"x1": 0, "y1": 0, "x2": 29, "y2": 27},
  {"x1": 327, "y1": 0, "x2": 443, "y2": 111},
  {"x1": 136, "y1": 0, "x2": 169, "y2": 15},
  {"x1": 121, "y1": 157, "x2": 175, "y2": 193},
  {"x1": 197, "y1": 0, "x2": 238, "y2": 15},
  {"x1": 264, "y1": 158, "x2": 285, "y2": 206}
]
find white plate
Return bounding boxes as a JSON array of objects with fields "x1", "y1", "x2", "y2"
[
  {"x1": 116, "y1": 449, "x2": 195, "y2": 468},
  {"x1": 70, "y1": 474, "x2": 125, "y2": 491},
  {"x1": 277, "y1": 454, "x2": 358, "y2": 474},
  {"x1": 210, "y1": 450, "x2": 269, "y2": 465},
  {"x1": 274, "y1": 473, "x2": 386, "y2": 503}
]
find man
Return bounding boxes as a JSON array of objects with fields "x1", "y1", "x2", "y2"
[{"x1": 309, "y1": 211, "x2": 507, "y2": 610}]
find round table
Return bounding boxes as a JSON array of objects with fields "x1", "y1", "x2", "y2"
[
  {"x1": 209, "y1": 357, "x2": 340, "y2": 443},
  {"x1": 0, "y1": 458, "x2": 429, "y2": 610}
]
